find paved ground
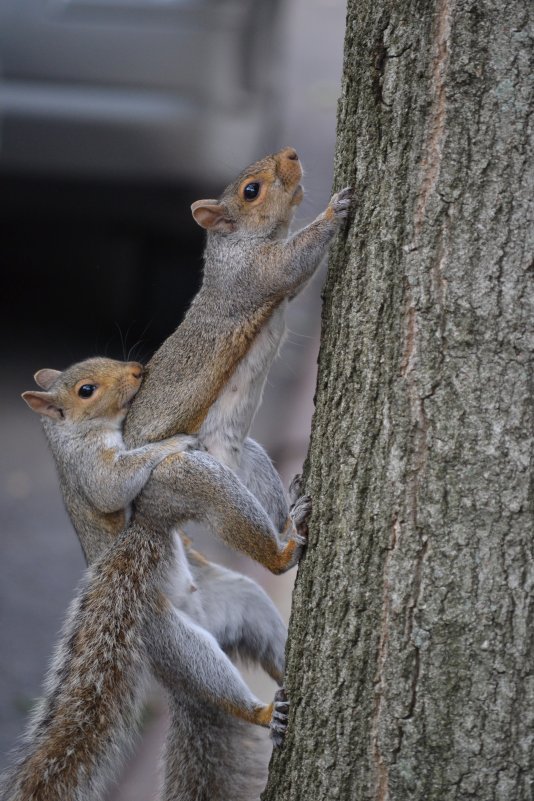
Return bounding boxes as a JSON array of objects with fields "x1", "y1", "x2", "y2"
[{"x1": 0, "y1": 0, "x2": 347, "y2": 795}]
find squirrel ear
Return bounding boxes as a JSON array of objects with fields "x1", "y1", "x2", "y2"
[
  {"x1": 34, "y1": 369, "x2": 62, "y2": 390},
  {"x1": 21, "y1": 391, "x2": 63, "y2": 421},
  {"x1": 191, "y1": 200, "x2": 235, "y2": 233}
]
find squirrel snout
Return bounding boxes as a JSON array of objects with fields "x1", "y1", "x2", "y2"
[
  {"x1": 282, "y1": 147, "x2": 299, "y2": 162},
  {"x1": 276, "y1": 147, "x2": 302, "y2": 189},
  {"x1": 128, "y1": 363, "x2": 145, "y2": 381}
]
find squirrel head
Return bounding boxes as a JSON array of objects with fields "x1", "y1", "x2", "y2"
[
  {"x1": 191, "y1": 147, "x2": 304, "y2": 239},
  {"x1": 22, "y1": 357, "x2": 145, "y2": 425}
]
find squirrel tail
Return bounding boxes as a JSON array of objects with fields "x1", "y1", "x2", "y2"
[{"x1": 0, "y1": 522, "x2": 167, "y2": 801}]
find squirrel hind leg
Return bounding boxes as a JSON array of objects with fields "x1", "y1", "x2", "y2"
[
  {"x1": 163, "y1": 695, "x2": 269, "y2": 801},
  {"x1": 193, "y1": 565, "x2": 287, "y2": 683}
]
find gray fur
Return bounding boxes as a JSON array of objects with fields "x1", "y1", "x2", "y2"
[
  {"x1": 186, "y1": 554, "x2": 287, "y2": 682},
  {"x1": 0, "y1": 454, "x2": 285, "y2": 800},
  {"x1": 8, "y1": 152, "x2": 352, "y2": 799},
  {"x1": 163, "y1": 695, "x2": 269, "y2": 801},
  {"x1": 236, "y1": 438, "x2": 289, "y2": 532},
  {"x1": 43, "y1": 418, "x2": 194, "y2": 561}
]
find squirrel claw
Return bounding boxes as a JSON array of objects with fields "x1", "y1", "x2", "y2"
[
  {"x1": 288, "y1": 473, "x2": 304, "y2": 505},
  {"x1": 270, "y1": 688, "x2": 290, "y2": 748},
  {"x1": 290, "y1": 493, "x2": 312, "y2": 541},
  {"x1": 329, "y1": 186, "x2": 353, "y2": 219}
]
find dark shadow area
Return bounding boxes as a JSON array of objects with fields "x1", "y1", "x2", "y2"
[{"x1": 0, "y1": 173, "x2": 211, "y2": 367}]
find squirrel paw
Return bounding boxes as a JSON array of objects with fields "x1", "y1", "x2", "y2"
[
  {"x1": 290, "y1": 493, "x2": 312, "y2": 544},
  {"x1": 270, "y1": 688, "x2": 290, "y2": 748},
  {"x1": 167, "y1": 434, "x2": 201, "y2": 453},
  {"x1": 328, "y1": 186, "x2": 353, "y2": 220},
  {"x1": 288, "y1": 473, "x2": 304, "y2": 505}
]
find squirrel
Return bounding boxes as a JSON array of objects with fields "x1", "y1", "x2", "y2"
[
  {"x1": 24, "y1": 357, "x2": 309, "y2": 574},
  {"x1": 9, "y1": 149, "x2": 352, "y2": 800},
  {"x1": 125, "y1": 146, "x2": 352, "y2": 532},
  {"x1": 3, "y1": 357, "x2": 295, "y2": 801}
]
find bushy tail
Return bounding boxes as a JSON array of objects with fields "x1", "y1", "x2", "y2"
[{"x1": 0, "y1": 522, "x2": 169, "y2": 801}]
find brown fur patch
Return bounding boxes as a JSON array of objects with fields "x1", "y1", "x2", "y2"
[
  {"x1": 100, "y1": 508, "x2": 127, "y2": 539},
  {"x1": 281, "y1": 516, "x2": 293, "y2": 537},
  {"x1": 253, "y1": 702, "x2": 274, "y2": 728},
  {"x1": 185, "y1": 298, "x2": 281, "y2": 432},
  {"x1": 323, "y1": 204, "x2": 335, "y2": 222},
  {"x1": 219, "y1": 699, "x2": 273, "y2": 728},
  {"x1": 273, "y1": 539, "x2": 298, "y2": 574},
  {"x1": 155, "y1": 589, "x2": 171, "y2": 614},
  {"x1": 185, "y1": 546, "x2": 211, "y2": 567},
  {"x1": 100, "y1": 448, "x2": 120, "y2": 466}
]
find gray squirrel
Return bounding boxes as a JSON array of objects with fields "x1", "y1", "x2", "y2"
[
  {"x1": 5, "y1": 148, "x2": 352, "y2": 800},
  {"x1": 3, "y1": 356, "x2": 300, "y2": 801}
]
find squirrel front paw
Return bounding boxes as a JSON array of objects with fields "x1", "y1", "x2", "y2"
[
  {"x1": 328, "y1": 186, "x2": 353, "y2": 221},
  {"x1": 288, "y1": 473, "x2": 304, "y2": 506},
  {"x1": 167, "y1": 434, "x2": 201, "y2": 453},
  {"x1": 270, "y1": 687, "x2": 290, "y2": 748}
]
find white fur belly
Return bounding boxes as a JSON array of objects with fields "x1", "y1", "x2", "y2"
[{"x1": 199, "y1": 303, "x2": 287, "y2": 470}]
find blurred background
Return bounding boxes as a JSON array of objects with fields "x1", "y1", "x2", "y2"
[{"x1": 0, "y1": 0, "x2": 347, "y2": 796}]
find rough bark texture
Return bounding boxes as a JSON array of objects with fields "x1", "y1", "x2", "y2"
[{"x1": 263, "y1": 1, "x2": 533, "y2": 799}]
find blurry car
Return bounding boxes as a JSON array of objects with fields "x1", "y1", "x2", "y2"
[
  {"x1": 0, "y1": 0, "x2": 283, "y2": 187},
  {"x1": 0, "y1": 0, "x2": 284, "y2": 349}
]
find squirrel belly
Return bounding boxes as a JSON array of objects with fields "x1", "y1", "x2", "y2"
[{"x1": 199, "y1": 302, "x2": 287, "y2": 471}]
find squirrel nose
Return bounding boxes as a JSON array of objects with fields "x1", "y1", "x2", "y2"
[
  {"x1": 129, "y1": 363, "x2": 145, "y2": 380},
  {"x1": 283, "y1": 147, "x2": 299, "y2": 161}
]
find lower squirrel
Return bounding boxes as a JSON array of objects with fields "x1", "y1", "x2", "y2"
[{"x1": 2, "y1": 357, "x2": 301, "y2": 801}]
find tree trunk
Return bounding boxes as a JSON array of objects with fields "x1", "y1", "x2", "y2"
[{"x1": 263, "y1": 1, "x2": 533, "y2": 799}]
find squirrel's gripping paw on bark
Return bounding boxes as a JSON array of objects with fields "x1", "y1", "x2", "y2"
[
  {"x1": 270, "y1": 687, "x2": 290, "y2": 748},
  {"x1": 289, "y1": 492, "x2": 312, "y2": 546},
  {"x1": 329, "y1": 186, "x2": 353, "y2": 220},
  {"x1": 288, "y1": 473, "x2": 304, "y2": 506}
]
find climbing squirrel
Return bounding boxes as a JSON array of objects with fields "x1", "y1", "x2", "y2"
[
  {"x1": 9, "y1": 149, "x2": 352, "y2": 801},
  {"x1": 126, "y1": 147, "x2": 352, "y2": 514},
  {"x1": 4, "y1": 357, "x2": 293, "y2": 801}
]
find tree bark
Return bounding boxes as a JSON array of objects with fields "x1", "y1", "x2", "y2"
[{"x1": 263, "y1": 1, "x2": 533, "y2": 799}]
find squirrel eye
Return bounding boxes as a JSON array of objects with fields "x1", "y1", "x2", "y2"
[
  {"x1": 243, "y1": 182, "x2": 260, "y2": 201},
  {"x1": 78, "y1": 384, "x2": 97, "y2": 398}
]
